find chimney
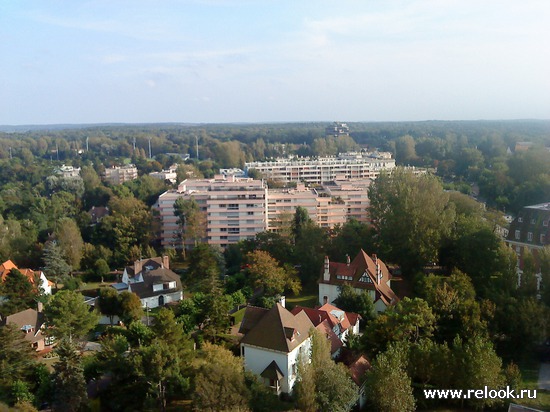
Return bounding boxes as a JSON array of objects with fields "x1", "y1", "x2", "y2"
[
  {"x1": 134, "y1": 259, "x2": 143, "y2": 275},
  {"x1": 162, "y1": 255, "x2": 170, "y2": 270},
  {"x1": 37, "y1": 301, "x2": 43, "y2": 313},
  {"x1": 323, "y1": 256, "x2": 330, "y2": 281},
  {"x1": 372, "y1": 254, "x2": 377, "y2": 264},
  {"x1": 346, "y1": 254, "x2": 350, "y2": 266}
]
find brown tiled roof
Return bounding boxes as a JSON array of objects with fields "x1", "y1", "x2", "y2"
[
  {"x1": 319, "y1": 250, "x2": 399, "y2": 306},
  {"x1": 315, "y1": 319, "x2": 343, "y2": 355},
  {"x1": 2, "y1": 308, "x2": 45, "y2": 344},
  {"x1": 290, "y1": 306, "x2": 330, "y2": 327},
  {"x1": 240, "y1": 303, "x2": 314, "y2": 353},
  {"x1": 261, "y1": 360, "x2": 285, "y2": 380},
  {"x1": 239, "y1": 306, "x2": 269, "y2": 335},
  {"x1": 348, "y1": 355, "x2": 372, "y2": 387}
]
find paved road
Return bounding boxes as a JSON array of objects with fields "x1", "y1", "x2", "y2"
[{"x1": 539, "y1": 363, "x2": 550, "y2": 390}]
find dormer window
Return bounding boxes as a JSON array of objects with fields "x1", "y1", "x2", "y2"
[
  {"x1": 359, "y1": 272, "x2": 372, "y2": 283},
  {"x1": 518, "y1": 217, "x2": 523, "y2": 223}
]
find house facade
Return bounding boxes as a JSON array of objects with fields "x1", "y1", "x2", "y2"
[
  {"x1": 119, "y1": 256, "x2": 182, "y2": 309},
  {"x1": 0, "y1": 306, "x2": 53, "y2": 352},
  {"x1": 318, "y1": 250, "x2": 399, "y2": 312},
  {"x1": 239, "y1": 303, "x2": 314, "y2": 395},
  {"x1": 505, "y1": 202, "x2": 550, "y2": 289}
]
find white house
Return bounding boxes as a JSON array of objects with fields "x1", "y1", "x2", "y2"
[
  {"x1": 239, "y1": 303, "x2": 314, "y2": 395},
  {"x1": 118, "y1": 256, "x2": 183, "y2": 309},
  {"x1": 318, "y1": 250, "x2": 399, "y2": 312}
]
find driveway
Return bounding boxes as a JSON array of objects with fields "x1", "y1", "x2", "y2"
[{"x1": 539, "y1": 363, "x2": 550, "y2": 390}]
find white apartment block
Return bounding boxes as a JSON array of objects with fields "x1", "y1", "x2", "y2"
[
  {"x1": 104, "y1": 164, "x2": 138, "y2": 185},
  {"x1": 149, "y1": 165, "x2": 178, "y2": 184},
  {"x1": 245, "y1": 152, "x2": 395, "y2": 184},
  {"x1": 156, "y1": 175, "x2": 268, "y2": 249}
]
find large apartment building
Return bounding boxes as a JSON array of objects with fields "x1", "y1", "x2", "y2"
[
  {"x1": 104, "y1": 164, "x2": 138, "y2": 185},
  {"x1": 245, "y1": 151, "x2": 395, "y2": 185},
  {"x1": 157, "y1": 176, "x2": 372, "y2": 249},
  {"x1": 156, "y1": 175, "x2": 268, "y2": 249}
]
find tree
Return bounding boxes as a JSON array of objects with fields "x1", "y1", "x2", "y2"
[
  {"x1": 395, "y1": 135, "x2": 417, "y2": 165},
  {"x1": 368, "y1": 168, "x2": 455, "y2": 274},
  {"x1": 54, "y1": 218, "x2": 84, "y2": 271},
  {"x1": 187, "y1": 243, "x2": 224, "y2": 293},
  {"x1": 52, "y1": 340, "x2": 87, "y2": 412},
  {"x1": 44, "y1": 290, "x2": 99, "y2": 342},
  {"x1": 452, "y1": 336, "x2": 504, "y2": 410},
  {"x1": 0, "y1": 324, "x2": 36, "y2": 402},
  {"x1": 118, "y1": 291, "x2": 143, "y2": 325},
  {"x1": 246, "y1": 250, "x2": 301, "y2": 297},
  {"x1": 42, "y1": 241, "x2": 72, "y2": 289},
  {"x1": 193, "y1": 343, "x2": 250, "y2": 411},
  {"x1": 174, "y1": 196, "x2": 206, "y2": 258},
  {"x1": 97, "y1": 287, "x2": 120, "y2": 325},
  {"x1": 0, "y1": 268, "x2": 38, "y2": 316},
  {"x1": 362, "y1": 297, "x2": 436, "y2": 355},
  {"x1": 365, "y1": 342, "x2": 415, "y2": 412},
  {"x1": 334, "y1": 283, "x2": 376, "y2": 324},
  {"x1": 295, "y1": 329, "x2": 358, "y2": 412},
  {"x1": 139, "y1": 340, "x2": 187, "y2": 412}
]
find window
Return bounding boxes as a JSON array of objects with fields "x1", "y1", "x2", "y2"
[
  {"x1": 359, "y1": 272, "x2": 372, "y2": 283},
  {"x1": 531, "y1": 218, "x2": 536, "y2": 224},
  {"x1": 518, "y1": 217, "x2": 523, "y2": 223},
  {"x1": 247, "y1": 211, "x2": 254, "y2": 215},
  {"x1": 541, "y1": 234, "x2": 546, "y2": 244},
  {"x1": 515, "y1": 230, "x2": 520, "y2": 240},
  {"x1": 527, "y1": 232, "x2": 533, "y2": 241},
  {"x1": 544, "y1": 220, "x2": 549, "y2": 227}
]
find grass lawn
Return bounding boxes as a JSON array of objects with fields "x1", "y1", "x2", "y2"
[
  {"x1": 518, "y1": 357, "x2": 550, "y2": 411},
  {"x1": 231, "y1": 307, "x2": 246, "y2": 324},
  {"x1": 285, "y1": 286, "x2": 318, "y2": 310}
]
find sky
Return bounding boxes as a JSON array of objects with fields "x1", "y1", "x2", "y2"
[{"x1": 1, "y1": 0, "x2": 549, "y2": 125}]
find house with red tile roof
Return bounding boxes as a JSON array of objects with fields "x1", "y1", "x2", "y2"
[
  {"x1": 290, "y1": 303, "x2": 361, "y2": 358},
  {"x1": 239, "y1": 303, "x2": 314, "y2": 395},
  {"x1": 318, "y1": 250, "x2": 399, "y2": 312},
  {"x1": 348, "y1": 355, "x2": 371, "y2": 409},
  {"x1": 0, "y1": 260, "x2": 53, "y2": 295}
]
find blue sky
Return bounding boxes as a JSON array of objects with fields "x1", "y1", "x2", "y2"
[{"x1": 1, "y1": 0, "x2": 549, "y2": 125}]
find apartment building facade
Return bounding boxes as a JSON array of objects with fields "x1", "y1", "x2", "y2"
[
  {"x1": 157, "y1": 176, "x2": 373, "y2": 249},
  {"x1": 245, "y1": 152, "x2": 395, "y2": 185},
  {"x1": 156, "y1": 175, "x2": 268, "y2": 249},
  {"x1": 104, "y1": 164, "x2": 138, "y2": 185}
]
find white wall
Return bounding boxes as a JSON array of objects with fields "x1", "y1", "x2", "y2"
[
  {"x1": 140, "y1": 290, "x2": 183, "y2": 309},
  {"x1": 242, "y1": 338, "x2": 311, "y2": 394}
]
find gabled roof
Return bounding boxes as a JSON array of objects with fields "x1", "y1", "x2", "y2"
[
  {"x1": 240, "y1": 303, "x2": 313, "y2": 353},
  {"x1": 238, "y1": 306, "x2": 269, "y2": 335},
  {"x1": 261, "y1": 360, "x2": 285, "y2": 380},
  {"x1": 129, "y1": 268, "x2": 182, "y2": 299},
  {"x1": 348, "y1": 355, "x2": 372, "y2": 387},
  {"x1": 319, "y1": 250, "x2": 399, "y2": 306},
  {"x1": 0, "y1": 260, "x2": 44, "y2": 287},
  {"x1": 1, "y1": 308, "x2": 45, "y2": 344},
  {"x1": 315, "y1": 319, "x2": 343, "y2": 355}
]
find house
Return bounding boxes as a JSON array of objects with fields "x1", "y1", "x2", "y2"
[
  {"x1": 118, "y1": 256, "x2": 182, "y2": 309},
  {"x1": 88, "y1": 206, "x2": 110, "y2": 225},
  {"x1": 290, "y1": 304, "x2": 361, "y2": 358},
  {"x1": 505, "y1": 203, "x2": 550, "y2": 290},
  {"x1": 318, "y1": 250, "x2": 399, "y2": 312},
  {"x1": 0, "y1": 260, "x2": 52, "y2": 295},
  {"x1": 0, "y1": 305, "x2": 53, "y2": 352},
  {"x1": 347, "y1": 355, "x2": 371, "y2": 410},
  {"x1": 239, "y1": 303, "x2": 314, "y2": 395}
]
